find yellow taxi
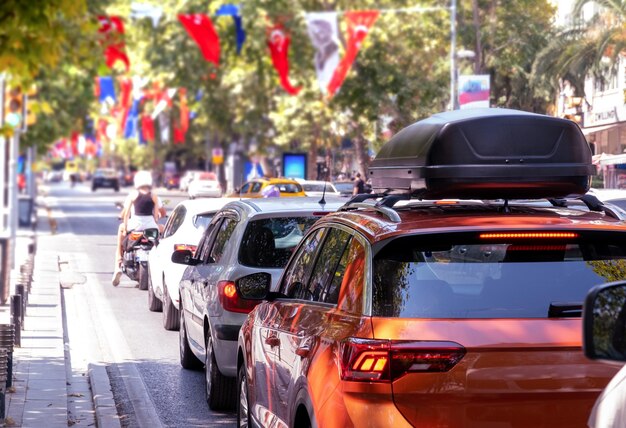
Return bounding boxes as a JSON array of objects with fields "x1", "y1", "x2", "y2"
[{"x1": 228, "y1": 177, "x2": 306, "y2": 198}]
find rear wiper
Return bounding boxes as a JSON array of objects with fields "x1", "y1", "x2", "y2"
[{"x1": 548, "y1": 302, "x2": 582, "y2": 318}]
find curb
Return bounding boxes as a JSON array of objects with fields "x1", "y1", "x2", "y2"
[{"x1": 88, "y1": 363, "x2": 121, "y2": 428}]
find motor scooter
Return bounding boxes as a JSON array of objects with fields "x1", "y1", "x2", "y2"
[{"x1": 121, "y1": 228, "x2": 159, "y2": 290}]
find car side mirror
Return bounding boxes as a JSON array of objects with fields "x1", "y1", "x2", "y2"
[
  {"x1": 584, "y1": 280, "x2": 626, "y2": 362},
  {"x1": 171, "y1": 249, "x2": 200, "y2": 266},
  {"x1": 236, "y1": 272, "x2": 272, "y2": 300}
]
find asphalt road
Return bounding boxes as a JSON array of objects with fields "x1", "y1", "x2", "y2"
[{"x1": 43, "y1": 180, "x2": 236, "y2": 428}]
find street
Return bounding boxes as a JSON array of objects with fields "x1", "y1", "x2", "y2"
[{"x1": 42, "y1": 180, "x2": 236, "y2": 427}]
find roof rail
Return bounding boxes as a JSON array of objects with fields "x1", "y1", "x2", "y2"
[
  {"x1": 338, "y1": 202, "x2": 401, "y2": 223},
  {"x1": 339, "y1": 194, "x2": 402, "y2": 223},
  {"x1": 547, "y1": 195, "x2": 622, "y2": 220}
]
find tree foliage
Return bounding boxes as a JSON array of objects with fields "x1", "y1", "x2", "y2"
[
  {"x1": 532, "y1": 0, "x2": 626, "y2": 97},
  {"x1": 13, "y1": 0, "x2": 558, "y2": 175}
]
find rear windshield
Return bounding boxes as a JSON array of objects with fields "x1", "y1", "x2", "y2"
[
  {"x1": 274, "y1": 183, "x2": 302, "y2": 193},
  {"x1": 334, "y1": 183, "x2": 353, "y2": 192},
  {"x1": 303, "y1": 183, "x2": 331, "y2": 192},
  {"x1": 193, "y1": 213, "x2": 215, "y2": 233},
  {"x1": 372, "y1": 232, "x2": 626, "y2": 319},
  {"x1": 239, "y1": 216, "x2": 320, "y2": 268}
]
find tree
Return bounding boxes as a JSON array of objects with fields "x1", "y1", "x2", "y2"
[
  {"x1": 0, "y1": 0, "x2": 97, "y2": 78},
  {"x1": 532, "y1": 0, "x2": 626, "y2": 96},
  {"x1": 459, "y1": 0, "x2": 557, "y2": 112}
]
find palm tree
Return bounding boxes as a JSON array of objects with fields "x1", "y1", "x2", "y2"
[{"x1": 532, "y1": 0, "x2": 626, "y2": 95}]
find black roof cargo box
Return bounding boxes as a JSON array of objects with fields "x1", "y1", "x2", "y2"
[{"x1": 369, "y1": 108, "x2": 593, "y2": 199}]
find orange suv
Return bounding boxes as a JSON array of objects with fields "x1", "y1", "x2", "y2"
[{"x1": 235, "y1": 109, "x2": 626, "y2": 427}]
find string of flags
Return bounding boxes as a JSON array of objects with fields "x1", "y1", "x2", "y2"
[
  {"x1": 50, "y1": 4, "x2": 391, "y2": 160},
  {"x1": 100, "y1": 3, "x2": 382, "y2": 97}
]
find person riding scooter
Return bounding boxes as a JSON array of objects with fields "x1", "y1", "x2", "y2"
[{"x1": 112, "y1": 170, "x2": 160, "y2": 286}]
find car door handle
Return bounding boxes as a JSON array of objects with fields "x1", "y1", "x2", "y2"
[{"x1": 265, "y1": 336, "x2": 280, "y2": 347}]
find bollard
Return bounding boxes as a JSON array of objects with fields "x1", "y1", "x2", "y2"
[
  {"x1": 0, "y1": 349, "x2": 9, "y2": 419},
  {"x1": 15, "y1": 284, "x2": 25, "y2": 324},
  {"x1": 10, "y1": 295, "x2": 21, "y2": 348},
  {"x1": 0, "y1": 325, "x2": 15, "y2": 388}
]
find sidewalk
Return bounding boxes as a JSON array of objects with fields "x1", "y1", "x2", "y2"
[{"x1": 3, "y1": 199, "x2": 120, "y2": 427}]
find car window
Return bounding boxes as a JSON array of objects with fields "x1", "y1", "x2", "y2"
[
  {"x1": 167, "y1": 206, "x2": 186, "y2": 237},
  {"x1": 372, "y1": 232, "x2": 626, "y2": 319},
  {"x1": 240, "y1": 182, "x2": 251, "y2": 193},
  {"x1": 276, "y1": 183, "x2": 302, "y2": 193},
  {"x1": 251, "y1": 182, "x2": 263, "y2": 193},
  {"x1": 196, "y1": 219, "x2": 221, "y2": 263},
  {"x1": 209, "y1": 217, "x2": 238, "y2": 263},
  {"x1": 162, "y1": 206, "x2": 180, "y2": 238},
  {"x1": 305, "y1": 228, "x2": 352, "y2": 303},
  {"x1": 334, "y1": 237, "x2": 366, "y2": 313},
  {"x1": 193, "y1": 212, "x2": 215, "y2": 234},
  {"x1": 239, "y1": 217, "x2": 323, "y2": 268},
  {"x1": 281, "y1": 228, "x2": 326, "y2": 298}
]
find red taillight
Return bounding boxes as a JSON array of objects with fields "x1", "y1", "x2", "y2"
[
  {"x1": 217, "y1": 280, "x2": 258, "y2": 313},
  {"x1": 130, "y1": 231, "x2": 143, "y2": 240},
  {"x1": 340, "y1": 338, "x2": 465, "y2": 382},
  {"x1": 174, "y1": 244, "x2": 197, "y2": 256},
  {"x1": 480, "y1": 232, "x2": 578, "y2": 239}
]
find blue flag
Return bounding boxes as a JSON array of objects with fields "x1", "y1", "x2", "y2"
[
  {"x1": 216, "y1": 4, "x2": 246, "y2": 55},
  {"x1": 98, "y1": 76, "x2": 116, "y2": 104},
  {"x1": 124, "y1": 98, "x2": 141, "y2": 139}
]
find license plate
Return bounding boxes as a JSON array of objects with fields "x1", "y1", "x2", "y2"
[{"x1": 136, "y1": 251, "x2": 148, "y2": 262}]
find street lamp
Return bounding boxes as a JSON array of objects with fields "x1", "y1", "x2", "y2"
[{"x1": 450, "y1": 0, "x2": 457, "y2": 111}]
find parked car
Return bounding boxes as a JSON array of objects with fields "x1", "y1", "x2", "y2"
[
  {"x1": 165, "y1": 173, "x2": 181, "y2": 190},
  {"x1": 179, "y1": 170, "x2": 204, "y2": 192},
  {"x1": 333, "y1": 180, "x2": 354, "y2": 197},
  {"x1": 236, "y1": 109, "x2": 623, "y2": 427},
  {"x1": 588, "y1": 188, "x2": 626, "y2": 214},
  {"x1": 188, "y1": 172, "x2": 222, "y2": 199},
  {"x1": 92, "y1": 168, "x2": 120, "y2": 192},
  {"x1": 172, "y1": 197, "x2": 345, "y2": 411},
  {"x1": 44, "y1": 170, "x2": 63, "y2": 183},
  {"x1": 147, "y1": 198, "x2": 236, "y2": 330},
  {"x1": 294, "y1": 179, "x2": 340, "y2": 198},
  {"x1": 584, "y1": 281, "x2": 626, "y2": 428},
  {"x1": 228, "y1": 177, "x2": 306, "y2": 198},
  {"x1": 119, "y1": 169, "x2": 136, "y2": 187}
]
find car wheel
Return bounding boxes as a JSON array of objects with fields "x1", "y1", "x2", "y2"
[
  {"x1": 91, "y1": 186, "x2": 97, "y2": 192},
  {"x1": 147, "y1": 270, "x2": 162, "y2": 312},
  {"x1": 179, "y1": 299, "x2": 202, "y2": 370},
  {"x1": 114, "y1": 185, "x2": 120, "y2": 192},
  {"x1": 205, "y1": 334, "x2": 236, "y2": 411},
  {"x1": 162, "y1": 280, "x2": 180, "y2": 331},
  {"x1": 237, "y1": 364, "x2": 251, "y2": 428},
  {"x1": 138, "y1": 263, "x2": 149, "y2": 290}
]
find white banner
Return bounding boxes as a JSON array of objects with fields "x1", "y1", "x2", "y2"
[{"x1": 305, "y1": 12, "x2": 340, "y2": 94}]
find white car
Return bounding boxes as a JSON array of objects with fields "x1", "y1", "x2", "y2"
[
  {"x1": 173, "y1": 197, "x2": 346, "y2": 410},
  {"x1": 294, "y1": 179, "x2": 340, "y2": 198},
  {"x1": 188, "y1": 172, "x2": 222, "y2": 199},
  {"x1": 147, "y1": 198, "x2": 236, "y2": 330},
  {"x1": 588, "y1": 188, "x2": 626, "y2": 213},
  {"x1": 179, "y1": 170, "x2": 204, "y2": 192}
]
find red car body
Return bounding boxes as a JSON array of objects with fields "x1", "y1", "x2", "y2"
[{"x1": 238, "y1": 205, "x2": 625, "y2": 428}]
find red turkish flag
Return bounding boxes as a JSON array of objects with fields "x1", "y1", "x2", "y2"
[
  {"x1": 141, "y1": 115, "x2": 155, "y2": 142},
  {"x1": 178, "y1": 14, "x2": 220, "y2": 67},
  {"x1": 98, "y1": 16, "x2": 130, "y2": 71},
  {"x1": 267, "y1": 24, "x2": 301, "y2": 95},
  {"x1": 327, "y1": 11, "x2": 379, "y2": 97},
  {"x1": 172, "y1": 88, "x2": 190, "y2": 144}
]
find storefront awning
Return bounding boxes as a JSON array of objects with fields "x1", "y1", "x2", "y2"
[{"x1": 582, "y1": 123, "x2": 622, "y2": 136}]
